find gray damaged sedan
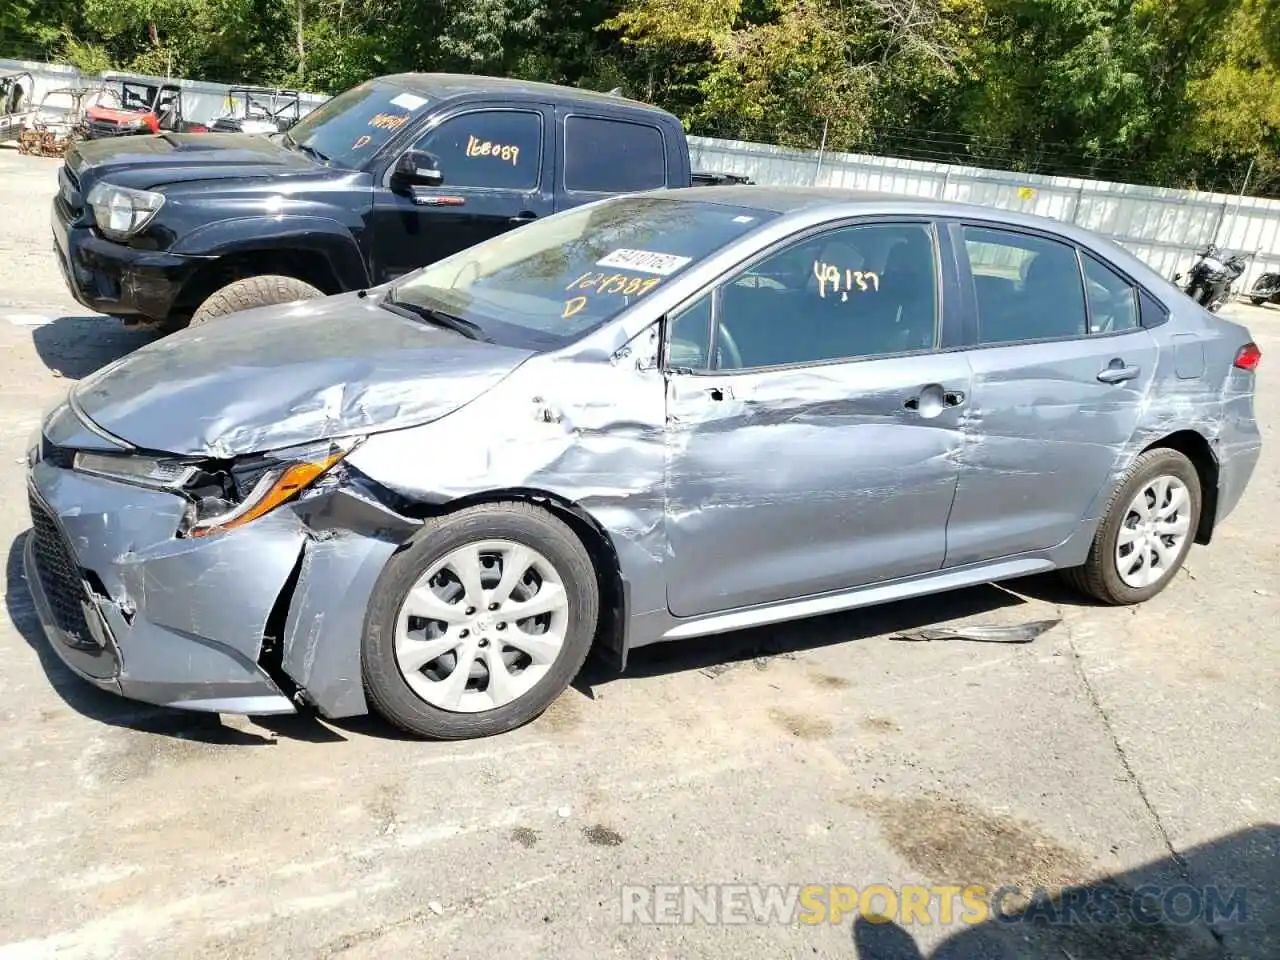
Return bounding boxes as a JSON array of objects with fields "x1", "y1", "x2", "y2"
[{"x1": 24, "y1": 188, "x2": 1263, "y2": 739}]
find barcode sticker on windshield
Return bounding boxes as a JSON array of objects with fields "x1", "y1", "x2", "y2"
[
  {"x1": 390, "y1": 93, "x2": 428, "y2": 111},
  {"x1": 596, "y1": 249, "x2": 693, "y2": 276}
]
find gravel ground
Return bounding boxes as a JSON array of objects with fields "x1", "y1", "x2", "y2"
[{"x1": 0, "y1": 143, "x2": 1276, "y2": 960}]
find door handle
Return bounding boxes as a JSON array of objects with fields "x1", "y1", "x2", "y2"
[
  {"x1": 509, "y1": 211, "x2": 538, "y2": 225},
  {"x1": 1097, "y1": 361, "x2": 1140, "y2": 384},
  {"x1": 904, "y1": 385, "x2": 965, "y2": 415}
]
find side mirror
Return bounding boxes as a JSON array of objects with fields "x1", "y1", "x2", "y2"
[{"x1": 392, "y1": 149, "x2": 444, "y2": 189}]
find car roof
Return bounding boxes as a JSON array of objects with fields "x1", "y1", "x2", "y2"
[{"x1": 377, "y1": 72, "x2": 667, "y2": 113}]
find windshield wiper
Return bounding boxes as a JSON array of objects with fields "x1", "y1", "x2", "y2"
[
  {"x1": 380, "y1": 296, "x2": 489, "y2": 341},
  {"x1": 283, "y1": 132, "x2": 330, "y2": 165}
]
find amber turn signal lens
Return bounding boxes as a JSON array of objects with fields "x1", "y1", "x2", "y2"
[{"x1": 189, "y1": 450, "x2": 346, "y2": 537}]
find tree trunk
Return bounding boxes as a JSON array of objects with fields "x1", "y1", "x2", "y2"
[{"x1": 296, "y1": 0, "x2": 306, "y2": 83}]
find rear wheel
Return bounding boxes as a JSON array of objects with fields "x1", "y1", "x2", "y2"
[
  {"x1": 1063, "y1": 448, "x2": 1201, "y2": 605},
  {"x1": 189, "y1": 274, "x2": 324, "y2": 327},
  {"x1": 1251, "y1": 296, "x2": 1268, "y2": 307},
  {"x1": 361, "y1": 502, "x2": 599, "y2": 740}
]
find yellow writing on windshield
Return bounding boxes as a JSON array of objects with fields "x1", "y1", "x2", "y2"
[
  {"x1": 563, "y1": 296, "x2": 589, "y2": 319},
  {"x1": 813, "y1": 260, "x2": 880, "y2": 300},
  {"x1": 369, "y1": 112, "x2": 410, "y2": 130},
  {"x1": 466, "y1": 136, "x2": 520, "y2": 166},
  {"x1": 566, "y1": 272, "x2": 661, "y2": 297}
]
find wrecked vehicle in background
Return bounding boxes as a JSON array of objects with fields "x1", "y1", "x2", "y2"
[
  {"x1": 0, "y1": 70, "x2": 33, "y2": 143},
  {"x1": 209, "y1": 86, "x2": 303, "y2": 134},
  {"x1": 25, "y1": 188, "x2": 1262, "y2": 739},
  {"x1": 84, "y1": 78, "x2": 208, "y2": 139}
]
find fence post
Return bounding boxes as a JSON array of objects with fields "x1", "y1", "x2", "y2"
[
  {"x1": 1211, "y1": 200, "x2": 1229, "y2": 247},
  {"x1": 940, "y1": 168, "x2": 951, "y2": 201},
  {"x1": 812, "y1": 119, "x2": 829, "y2": 186},
  {"x1": 1070, "y1": 184, "x2": 1085, "y2": 224}
]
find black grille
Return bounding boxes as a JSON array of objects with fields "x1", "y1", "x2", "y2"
[{"x1": 27, "y1": 491, "x2": 98, "y2": 650}]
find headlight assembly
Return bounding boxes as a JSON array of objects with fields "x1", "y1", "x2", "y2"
[
  {"x1": 72, "y1": 438, "x2": 361, "y2": 537},
  {"x1": 185, "y1": 438, "x2": 360, "y2": 538},
  {"x1": 86, "y1": 182, "x2": 165, "y2": 240}
]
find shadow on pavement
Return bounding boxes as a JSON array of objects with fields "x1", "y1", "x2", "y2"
[
  {"x1": 574, "y1": 580, "x2": 1032, "y2": 696},
  {"x1": 852, "y1": 824, "x2": 1278, "y2": 959},
  {"x1": 30, "y1": 314, "x2": 158, "y2": 379}
]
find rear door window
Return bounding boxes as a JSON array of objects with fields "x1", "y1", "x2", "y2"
[
  {"x1": 963, "y1": 226, "x2": 1088, "y2": 344},
  {"x1": 564, "y1": 116, "x2": 667, "y2": 193}
]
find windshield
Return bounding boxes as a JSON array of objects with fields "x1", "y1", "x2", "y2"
[
  {"x1": 285, "y1": 79, "x2": 431, "y2": 168},
  {"x1": 388, "y1": 196, "x2": 777, "y2": 348}
]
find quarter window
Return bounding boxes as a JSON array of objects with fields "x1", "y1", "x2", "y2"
[
  {"x1": 564, "y1": 116, "x2": 666, "y2": 193},
  {"x1": 418, "y1": 110, "x2": 542, "y2": 190},
  {"x1": 710, "y1": 222, "x2": 939, "y2": 370},
  {"x1": 1081, "y1": 252, "x2": 1140, "y2": 333},
  {"x1": 964, "y1": 227, "x2": 1088, "y2": 344}
]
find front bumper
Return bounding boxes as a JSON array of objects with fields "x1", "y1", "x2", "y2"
[
  {"x1": 24, "y1": 462, "x2": 300, "y2": 714},
  {"x1": 51, "y1": 194, "x2": 201, "y2": 322},
  {"x1": 22, "y1": 436, "x2": 413, "y2": 720}
]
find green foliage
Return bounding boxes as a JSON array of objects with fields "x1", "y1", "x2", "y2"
[{"x1": 4, "y1": 0, "x2": 1278, "y2": 192}]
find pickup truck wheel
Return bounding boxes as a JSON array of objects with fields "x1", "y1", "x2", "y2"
[{"x1": 189, "y1": 275, "x2": 324, "y2": 327}]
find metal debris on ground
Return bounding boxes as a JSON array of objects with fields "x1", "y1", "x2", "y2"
[
  {"x1": 891, "y1": 619, "x2": 1062, "y2": 644},
  {"x1": 701, "y1": 649, "x2": 797, "y2": 679}
]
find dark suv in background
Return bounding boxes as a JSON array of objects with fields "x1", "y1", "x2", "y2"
[{"x1": 51, "y1": 72, "x2": 749, "y2": 330}]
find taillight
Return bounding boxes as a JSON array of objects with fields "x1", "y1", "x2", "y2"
[{"x1": 1234, "y1": 342, "x2": 1262, "y2": 371}]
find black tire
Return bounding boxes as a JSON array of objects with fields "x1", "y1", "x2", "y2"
[
  {"x1": 189, "y1": 274, "x2": 324, "y2": 327},
  {"x1": 361, "y1": 502, "x2": 599, "y2": 740},
  {"x1": 1251, "y1": 296, "x2": 1268, "y2": 307},
  {"x1": 1063, "y1": 448, "x2": 1201, "y2": 605}
]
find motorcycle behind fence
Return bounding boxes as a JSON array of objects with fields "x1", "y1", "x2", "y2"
[
  {"x1": 1174, "y1": 243, "x2": 1256, "y2": 312},
  {"x1": 1247, "y1": 268, "x2": 1280, "y2": 306}
]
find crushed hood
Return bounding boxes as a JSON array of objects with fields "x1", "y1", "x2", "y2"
[{"x1": 70, "y1": 293, "x2": 536, "y2": 458}]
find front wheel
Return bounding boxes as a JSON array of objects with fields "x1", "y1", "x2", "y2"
[
  {"x1": 1063, "y1": 448, "x2": 1201, "y2": 605},
  {"x1": 361, "y1": 502, "x2": 600, "y2": 740},
  {"x1": 189, "y1": 274, "x2": 324, "y2": 327},
  {"x1": 1251, "y1": 296, "x2": 1268, "y2": 307}
]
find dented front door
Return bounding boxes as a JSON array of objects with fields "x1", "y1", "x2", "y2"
[{"x1": 662, "y1": 354, "x2": 973, "y2": 619}]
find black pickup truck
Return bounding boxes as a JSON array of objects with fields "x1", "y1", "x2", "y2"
[{"x1": 51, "y1": 72, "x2": 751, "y2": 330}]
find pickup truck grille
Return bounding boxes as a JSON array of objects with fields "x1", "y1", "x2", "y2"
[{"x1": 27, "y1": 491, "x2": 98, "y2": 650}]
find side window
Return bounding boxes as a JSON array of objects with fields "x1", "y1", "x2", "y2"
[
  {"x1": 564, "y1": 116, "x2": 666, "y2": 193},
  {"x1": 711, "y1": 222, "x2": 939, "y2": 370},
  {"x1": 964, "y1": 227, "x2": 1088, "y2": 344},
  {"x1": 667, "y1": 295, "x2": 712, "y2": 371},
  {"x1": 1081, "y1": 253, "x2": 1139, "y2": 333},
  {"x1": 418, "y1": 110, "x2": 542, "y2": 190}
]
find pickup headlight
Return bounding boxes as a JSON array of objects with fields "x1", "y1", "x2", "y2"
[
  {"x1": 72, "y1": 438, "x2": 360, "y2": 537},
  {"x1": 86, "y1": 182, "x2": 165, "y2": 240}
]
